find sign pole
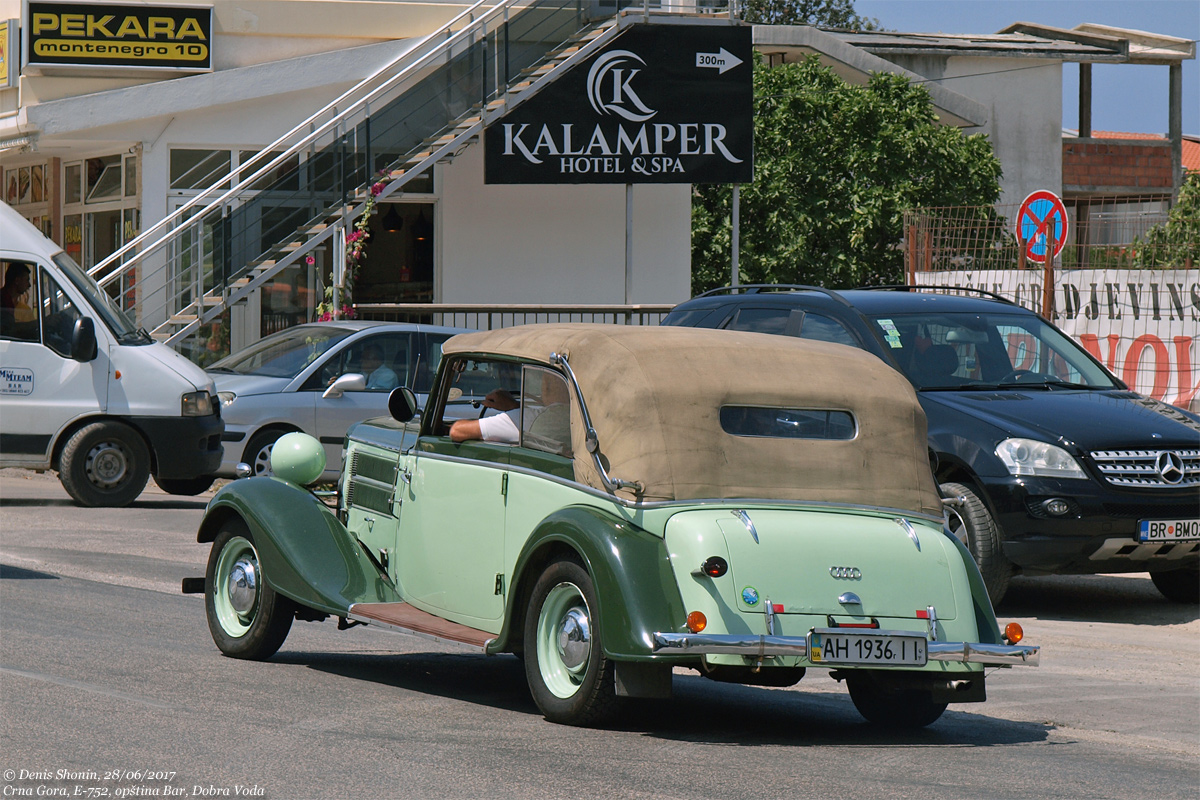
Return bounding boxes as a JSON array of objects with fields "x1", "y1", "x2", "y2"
[
  {"x1": 625, "y1": 183, "x2": 633, "y2": 306},
  {"x1": 1042, "y1": 223, "x2": 1055, "y2": 319},
  {"x1": 731, "y1": 185, "x2": 740, "y2": 290}
]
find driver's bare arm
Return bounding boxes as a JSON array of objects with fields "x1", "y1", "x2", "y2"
[{"x1": 450, "y1": 419, "x2": 483, "y2": 442}]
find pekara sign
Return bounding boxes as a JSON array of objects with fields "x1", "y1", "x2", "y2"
[
  {"x1": 24, "y1": 1, "x2": 212, "y2": 73},
  {"x1": 485, "y1": 24, "x2": 753, "y2": 184}
]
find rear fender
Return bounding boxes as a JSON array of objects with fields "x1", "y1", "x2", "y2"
[
  {"x1": 488, "y1": 506, "x2": 686, "y2": 660},
  {"x1": 945, "y1": 530, "x2": 1003, "y2": 644},
  {"x1": 198, "y1": 477, "x2": 401, "y2": 615}
]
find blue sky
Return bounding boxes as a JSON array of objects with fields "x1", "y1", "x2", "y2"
[{"x1": 854, "y1": 0, "x2": 1200, "y2": 135}]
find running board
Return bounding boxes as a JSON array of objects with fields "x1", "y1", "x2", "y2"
[{"x1": 348, "y1": 602, "x2": 493, "y2": 651}]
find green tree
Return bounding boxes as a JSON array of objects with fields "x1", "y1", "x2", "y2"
[
  {"x1": 692, "y1": 57, "x2": 1002, "y2": 292},
  {"x1": 742, "y1": 0, "x2": 877, "y2": 29}
]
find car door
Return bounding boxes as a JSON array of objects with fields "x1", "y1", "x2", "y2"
[
  {"x1": 0, "y1": 263, "x2": 108, "y2": 465},
  {"x1": 392, "y1": 356, "x2": 520, "y2": 628},
  {"x1": 302, "y1": 331, "x2": 418, "y2": 468}
]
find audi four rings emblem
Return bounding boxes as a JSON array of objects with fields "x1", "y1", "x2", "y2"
[
  {"x1": 1155, "y1": 451, "x2": 1186, "y2": 484},
  {"x1": 829, "y1": 566, "x2": 862, "y2": 579}
]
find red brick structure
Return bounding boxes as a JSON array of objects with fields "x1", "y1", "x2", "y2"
[{"x1": 1062, "y1": 135, "x2": 1175, "y2": 194}]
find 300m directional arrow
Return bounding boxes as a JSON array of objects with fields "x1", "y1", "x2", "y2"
[{"x1": 695, "y1": 48, "x2": 743, "y2": 75}]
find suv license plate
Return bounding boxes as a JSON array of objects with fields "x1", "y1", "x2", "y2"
[
  {"x1": 808, "y1": 630, "x2": 927, "y2": 667},
  {"x1": 1138, "y1": 518, "x2": 1200, "y2": 542}
]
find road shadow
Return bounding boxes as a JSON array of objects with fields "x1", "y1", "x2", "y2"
[
  {"x1": 0, "y1": 563, "x2": 60, "y2": 580},
  {"x1": 280, "y1": 649, "x2": 1049, "y2": 747},
  {"x1": 0, "y1": 495, "x2": 208, "y2": 510},
  {"x1": 998, "y1": 573, "x2": 1198, "y2": 625}
]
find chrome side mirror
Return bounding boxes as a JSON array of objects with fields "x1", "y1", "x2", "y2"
[{"x1": 323, "y1": 373, "x2": 366, "y2": 398}]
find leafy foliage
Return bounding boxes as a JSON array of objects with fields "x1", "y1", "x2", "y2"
[
  {"x1": 1136, "y1": 170, "x2": 1200, "y2": 268},
  {"x1": 692, "y1": 57, "x2": 1003, "y2": 292},
  {"x1": 741, "y1": 0, "x2": 878, "y2": 29}
]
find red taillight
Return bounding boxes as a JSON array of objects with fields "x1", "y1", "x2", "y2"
[{"x1": 700, "y1": 556, "x2": 728, "y2": 578}]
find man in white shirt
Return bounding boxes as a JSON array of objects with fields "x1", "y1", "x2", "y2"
[
  {"x1": 362, "y1": 344, "x2": 399, "y2": 390},
  {"x1": 449, "y1": 389, "x2": 520, "y2": 443}
]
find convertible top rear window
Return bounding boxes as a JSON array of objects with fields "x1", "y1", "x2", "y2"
[{"x1": 720, "y1": 406, "x2": 856, "y2": 440}]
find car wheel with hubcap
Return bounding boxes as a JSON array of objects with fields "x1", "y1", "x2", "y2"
[
  {"x1": 59, "y1": 421, "x2": 151, "y2": 507},
  {"x1": 243, "y1": 429, "x2": 291, "y2": 477},
  {"x1": 941, "y1": 481, "x2": 1011, "y2": 605},
  {"x1": 1150, "y1": 566, "x2": 1199, "y2": 604},
  {"x1": 523, "y1": 557, "x2": 617, "y2": 726},
  {"x1": 153, "y1": 475, "x2": 215, "y2": 495},
  {"x1": 846, "y1": 672, "x2": 948, "y2": 728},
  {"x1": 205, "y1": 519, "x2": 295, "y2": 659}
]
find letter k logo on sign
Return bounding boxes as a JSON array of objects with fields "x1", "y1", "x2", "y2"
[{"x1": 586, "y1": 50, "x2": 657, "y2": 123}]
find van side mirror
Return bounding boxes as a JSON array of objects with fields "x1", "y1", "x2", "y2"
[
  {"x1": 71, "y1": 317, "x2": 97, "y2": 362},
  {"x1": 388, "y1": 386, "x2": 419, "y2": 422}
]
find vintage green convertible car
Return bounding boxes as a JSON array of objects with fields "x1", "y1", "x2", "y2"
[{"x1": 190, "y1": 324, "x2": 1039, "y2": 727}]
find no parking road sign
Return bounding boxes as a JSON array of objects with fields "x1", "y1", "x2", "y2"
[{"x1": 1015, "y1": 190, "x2": 1069, "y2": 264}]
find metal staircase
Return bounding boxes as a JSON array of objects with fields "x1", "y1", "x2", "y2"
[{"x1": 88, "y1": 0, "x2": 656, "y2": 360}]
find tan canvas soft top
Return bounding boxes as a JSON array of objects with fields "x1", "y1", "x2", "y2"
[{"x1": 442, "y1": 324, "x2": 942, "y2": 515}]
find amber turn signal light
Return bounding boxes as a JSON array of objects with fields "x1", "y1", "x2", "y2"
[
  {"x1": 686, "y1": 611, "x2": 707, "y2": 633},
  {"x1": 1003, "y1": 622, "x2": 1024, "y2": 644}
]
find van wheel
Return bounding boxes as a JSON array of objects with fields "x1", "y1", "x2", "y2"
[
  {"x1": 846, "y1": 672, "x2": 948, "y2": 728},
  {"x1": 1150, "y1": 566, "x2": 1199, "y2": 604},
  {"x1": 60, "y1": 421, "x2": 150, "y2": 507},
  {"x1": 205, "y1": 519, "x2": 294, "y2": 659},
  {"x1": 154, "y1": 475, "x2": 215, "y2": 495},
  {"x1": 941, "y1": 481, "x2": 1011, "y2": 605},
  {"x1": 524, "y1": 557, "x2": 618, "y2": 726},
  {"x1": 243, "y1": 429, "x2": 289, "y2": 477}
]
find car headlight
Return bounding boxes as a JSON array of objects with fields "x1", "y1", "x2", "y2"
[
  {"x1": 995, "y1": 438, "x2": 1087, "y2": 479},
  {"x1": 182, "y1": 390, "x2": 214, "y2": 417},
  {"x1": 217, "y1": 391, "x2": 237, "y2": 407}
]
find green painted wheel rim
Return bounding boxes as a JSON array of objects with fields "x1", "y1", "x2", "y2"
[
  {"x1": 536, "y1": 582, "x2": 592, "y2": 699},
  {"x1": 213, "y1": 536, "x2": 259, "y2": 638}
]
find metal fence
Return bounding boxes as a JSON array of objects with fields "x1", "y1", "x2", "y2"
[
  {"x1": 354, "y1": 302, "x2": 675, "y2": 329},
  {"x1": 904, "y1": 199, "x2": 1198, "y2": 411}
]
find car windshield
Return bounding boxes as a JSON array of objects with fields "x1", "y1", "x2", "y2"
[
  {"x1": 52, "y1": 253, "x2": 146, "y2": 342},
  {"x1": 870, "y1": 311, "x2": 1119, "y2": 391},
  {"x1": 209, "y1": 325, "x2": 355, "y2": 378}
]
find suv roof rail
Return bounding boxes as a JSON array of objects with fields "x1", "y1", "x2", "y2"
[
  {"x1": 695, "y1": 284, "x2": 855, "y2": 308},
  {"x1": 857, "y1": 284, "x2": 1016, "y2": 305}
]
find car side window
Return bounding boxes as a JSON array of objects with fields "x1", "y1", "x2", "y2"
[
  {"x1": 432, "y1": 357, "x2": 522, "y2": 436},
  {"x1": 0, "y1": 261, "x2": 40, "y2": 342},
  {"x1": 38, "y1": 270, "x2": 82, "y2": 358},
  {"x1": 798, "y1": 313, "x2": 858, "y2": 347},
  {"x1": 520, "y1": 366, "x2": 572, "y2": 458},
  {"x1": 724, "y1": 307, "x2": 800, "y2": 336}
]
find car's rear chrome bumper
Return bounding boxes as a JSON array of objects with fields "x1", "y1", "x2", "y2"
[{"x1": 651, "y1": 633, "x2": 1039, "y2": 667}]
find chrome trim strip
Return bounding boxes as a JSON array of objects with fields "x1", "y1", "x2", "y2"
[
  {"x1": 652, "y1": 633, "x2": 809, "y2": 657},
  {"x1": 895, "y1": 517, "x2": 921, "y2": 551},
  {"x1": 928, "y1": 641, "x2": 1041, "y2": 666},
  {"x1": 360, "y1": 448, "x2": 945, "y2": 522},
  {"x1": 550, "y1": 351, "x2": 644, "y2": 495},
  {"x1": 347, "y1": 608, "x2": 490, "y2": 653},
  {"x1": 733, "y1": 509, "x2": 759, "y2": 543},
  {"x1": 652, "y1": 633, "x2": 1040, "y2": 666}
]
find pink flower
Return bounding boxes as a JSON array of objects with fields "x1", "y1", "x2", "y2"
[
  {"x1": 371, "y1": 182, "x2": 386, "y2": 196},
  {"x1": 305, "y1": 255, "x2": 315, "y2": 266},
  {"x1": 318, "y1": 311, "x2": 333, "y2": 322}
]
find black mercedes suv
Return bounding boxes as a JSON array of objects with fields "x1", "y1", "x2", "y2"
[{"x1": 664, "y1": 285, "x2": 1200, "y2": 604}]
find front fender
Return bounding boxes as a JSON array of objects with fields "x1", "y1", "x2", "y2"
[
  {"x1": 198, "y1": 477, "x2": 401, "y2": 615},
  {"x1": 488, "y1": 505, "x2": 687, "y2": 661}
]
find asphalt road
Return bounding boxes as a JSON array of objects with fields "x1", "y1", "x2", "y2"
[{"x1": 1, "y1": 470, "x2": 1197, "y2": 800}]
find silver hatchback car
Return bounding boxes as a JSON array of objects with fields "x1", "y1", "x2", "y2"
[{"x1": 206, "y1": 321, "x2": 471, "y2": 481}]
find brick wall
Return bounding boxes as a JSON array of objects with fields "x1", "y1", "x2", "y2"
[{"x1": 1062, "y1": 138, "x2": 1174, "y2": 191}]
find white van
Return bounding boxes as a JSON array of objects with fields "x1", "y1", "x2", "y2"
[{"x1": 1, "y1": 202, "x2": 223, "y2": 506}]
